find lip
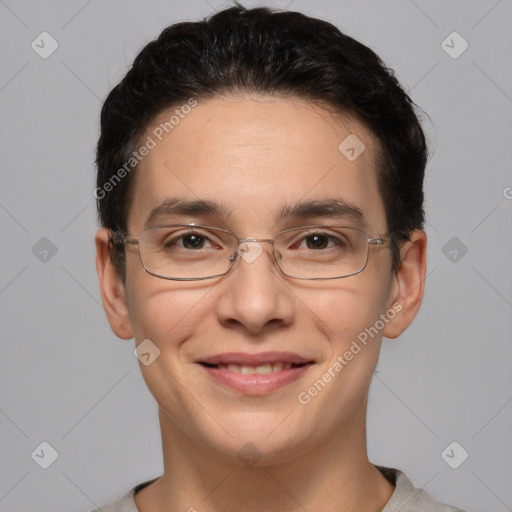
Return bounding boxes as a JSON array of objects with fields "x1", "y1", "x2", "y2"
[
  {"x1": 199, "y1": 351, "x2": 313, "y2": 366},
  {"x1": 197, "y1": 351, "x2": 315, "y2": 395}
]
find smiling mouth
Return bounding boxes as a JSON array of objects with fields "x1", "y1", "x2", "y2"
[
  {"x1": 199, "y1": 361, "x2": 313, "y2": 375},
  {"x1": 197, "y1": 352, "x2": 315, "y2": 394}
]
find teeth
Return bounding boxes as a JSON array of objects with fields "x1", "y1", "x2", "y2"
[
  {"x1": 271, "y1": 362, "x2": 284, "y2": 373},
  {"x1": 255, "y1": 364, "x2": 273, "y2": 375},
  {"x1": 218, "y1": 362, "x2": 293, "y2": 374}
]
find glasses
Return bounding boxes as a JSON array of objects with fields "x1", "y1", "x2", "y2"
[{"x1": 112, "y1": 224, "x2": 388, "y2": 281}]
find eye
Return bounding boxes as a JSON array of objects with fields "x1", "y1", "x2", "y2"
[
  {"x1": 294, "y1": 231, "x2": 348, "y2": 250},
  {"x1": 174, "y1": 233, "x2": 210, "y2": 249},
  {"x1": 160, "y1": 229, "x2": 218, "y2": 251},
  {"x1": 301, "y1": 233, "x2": 331, "y2": 250}
]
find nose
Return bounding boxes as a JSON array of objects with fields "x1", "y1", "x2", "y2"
[{"x1": 215, "y1": 240, "x2": 296, "y2": 335}]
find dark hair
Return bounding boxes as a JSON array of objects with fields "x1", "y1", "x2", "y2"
[{"x1": 96, "y1": 3, "x2": 428, "y2": 276}]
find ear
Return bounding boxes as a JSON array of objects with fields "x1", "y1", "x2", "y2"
[
  {"x1": 383, "y1": 230, "x2": 427, "y2": 339},
  {"x1": 95, "y1": 228, "x2": 133, "y2": 340}
]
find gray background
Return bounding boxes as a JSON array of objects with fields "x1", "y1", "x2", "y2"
[{"x1": 1, "y1": 0, "x2": 511, "y2": 511}]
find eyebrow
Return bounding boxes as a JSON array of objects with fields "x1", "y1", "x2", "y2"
[
  {"x1": 144, "y1": 197, "x2": 232, "y2": 229},
  {"x1": 143, "y1": 197, "x2": 368, "y2": 230},
  {"x1": 276, "y1": 198, "x2": 368, "y2": 229}
]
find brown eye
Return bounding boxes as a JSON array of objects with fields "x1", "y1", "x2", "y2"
[
  {"x1": 305, "y1": 234, "x2": 329, "y2": 249},
  {"x1": 180, "y1": 234, "x2": 206, "y2": 249},
  {"x1": 294, "y1": 231, "x2": 348, "y2": 251},
  {"x1": 161, "y1": 230, "x2": 215, "y2": 251}
]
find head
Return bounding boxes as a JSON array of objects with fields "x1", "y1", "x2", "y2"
[{"x1": 95, "y1": 4, "x2": 427, "y2": 466}]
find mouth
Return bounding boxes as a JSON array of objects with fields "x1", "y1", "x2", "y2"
[
  {"x1": 197, "y1": 352, "x2": 315, "y2": 395},
  {"x1": 199, "y1": 361, "x2": 312, "y2": 374}
]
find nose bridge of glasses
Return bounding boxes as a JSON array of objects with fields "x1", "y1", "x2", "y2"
[
  {"x1": 232, "y1": 237, "x2": 280, "y2": 266},
  {"x1": 237, "y1": 237, "x2": 274, "y2": 243}
]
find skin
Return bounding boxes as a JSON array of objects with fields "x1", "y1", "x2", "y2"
[{"x1": 96, "y1": 94, "x2": 427, "y2": 512}]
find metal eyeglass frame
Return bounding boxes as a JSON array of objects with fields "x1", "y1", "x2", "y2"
[{"x1": 112, "y1": 223, "x2": 389, "y2": 281}]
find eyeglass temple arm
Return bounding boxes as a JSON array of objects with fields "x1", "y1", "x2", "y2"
[{"x1": 111, "y1": 232, "x2": 139, "y2": 246}]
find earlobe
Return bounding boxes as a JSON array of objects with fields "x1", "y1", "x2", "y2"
[
  {"x1": 95, "y1": 228, "x2": 133, "y2": 340},
  {"x1": 383, "y1": 230, "x2": 427, "y2": 339}
]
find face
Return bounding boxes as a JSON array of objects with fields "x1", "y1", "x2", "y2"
[{"x1": 97, "y1": 94, "x2": 425, "y2": 466}]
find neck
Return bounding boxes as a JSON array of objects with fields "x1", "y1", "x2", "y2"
[{"x1": 134, "y1": 402, "x2": 394, "y2": 512}]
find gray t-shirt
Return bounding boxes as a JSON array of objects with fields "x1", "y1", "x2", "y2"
[{"x1": 92, "y1": 466, "x2": 466, "y2": 512}]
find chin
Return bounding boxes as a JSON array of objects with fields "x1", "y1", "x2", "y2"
[{"x1": 200, "y1": 412, "x2": 311, "y2": 465}]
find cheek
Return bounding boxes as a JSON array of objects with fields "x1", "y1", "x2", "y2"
[
  {"x1": 125, "y1": 269, "x2": 213, "y2": 348},
  {"x1": 301, "y1": 278, "x2": 389, "y2": 352}
]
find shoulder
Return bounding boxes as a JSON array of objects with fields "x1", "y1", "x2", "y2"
[
  {"x1": 378, "y1": 466, "x2": 467, "y2": 512},
  {"x1": 90, "y1": 490, "x2": 136, "y2": 512},
  {"x1": 90, "y1": 477, "x2": 159, "y2": 512}
]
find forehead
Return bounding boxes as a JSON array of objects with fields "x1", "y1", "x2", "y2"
[{"x1": 126, "y1": 94, "x2": 386, "y2": 234}]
